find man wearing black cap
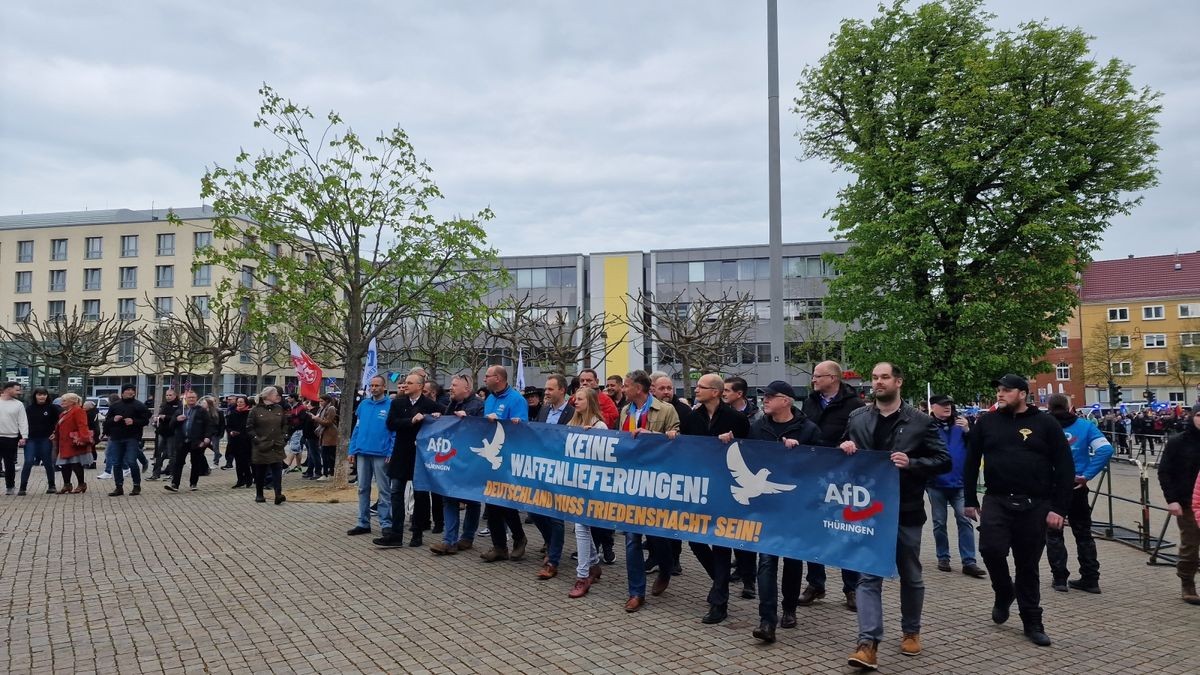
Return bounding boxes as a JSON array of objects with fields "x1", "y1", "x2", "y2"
[
  {"x1": 926, "y1": 394, "x2": 986, "y2": 578},
  {"x1": 747, "y1": 380, "x2": 821, "y2": 644},
  {"x1": 963, "y1": 374, "x2": 1074, "y2": 647},
  {"x1": 103, "y1": 384, "x2": 151, "y2": 496}
]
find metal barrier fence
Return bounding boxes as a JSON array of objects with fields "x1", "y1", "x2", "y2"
[{"x1": 1087, "y1": 459, "x2": 1178, "y2": 566}]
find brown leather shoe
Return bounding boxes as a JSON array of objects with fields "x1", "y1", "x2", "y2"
[
  {"x1": 510, "y1": 538, "x2": 527, "y2": 560},
  {"x1": 429, "y1": 542, "x2": 457, "y2": 556},
  {"x1": 588, "y1": 564, "x2": 602, "y2": 582},
  {"x1": 568, "y1": 578, "x2": 591, "y2": 598},
  {"x1": 650, "y1": 575, "x2": 670, "y2": 596},
  {"x1": 456, "y1": 539, "x2": 474, "y2": 552},
  {"x1": 900, "y1": 633, "x2": 921, "y2": 656},
  {"x1": 796, "y1": 585, "x2": 825, "y2": 606},
  {"x1": 624, "y1": 596, "x2": 645, "y2": 613},
  {"x1": 537, "y1": 563, "x2": 558, "y2": 580},
  {"x1": 845, "y1": 590, "x2": 857, "y2": 611},
  {"x1": 848, "y1": 641, "x2": 878, "y2": 670},
  {"x1": 480, "y1": 547, "x2": 509, "y2": 562},
  {"x1": 1183, "y1": 580, "x2": 1200, "y2": 605}
]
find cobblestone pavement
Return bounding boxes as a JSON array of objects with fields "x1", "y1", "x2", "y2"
[{"x1": 0, "y1": 457, "x2": 1193, "y2": 675}]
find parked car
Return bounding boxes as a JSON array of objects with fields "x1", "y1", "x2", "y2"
[{"x1": 85, "y1": 396, "x2": 110, "y2": 424}]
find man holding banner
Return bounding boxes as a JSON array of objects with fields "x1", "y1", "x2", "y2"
[
  {"x1": 480, "y1": 365, "x2": 530, "y2": 562},
  {"x1": 842, "y1": 363, "x2": 949, "y2": 670}
]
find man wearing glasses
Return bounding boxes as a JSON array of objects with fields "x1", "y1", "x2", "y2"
[{"x1": 797, "y1": 361, "x2": 866, "y2": 615}]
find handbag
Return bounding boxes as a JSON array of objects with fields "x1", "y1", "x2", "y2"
[{"x1": 71, "y1": 428, "x2": 95, "y2": 447}]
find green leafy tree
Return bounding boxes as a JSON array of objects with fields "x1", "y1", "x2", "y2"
[
  {"x1": 794, "y1": 0, "x2": 1160, "y2": 399},
  {"x1": 184, "y1": 85, "x2": 500, "y2": 486}
]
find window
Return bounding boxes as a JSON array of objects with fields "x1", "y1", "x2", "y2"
[
  {"x1": 48, "y1": 269, "x2": 66, "y2": 292},
  {"x1": 784, "y1": 256, "x2": 833, "y2": 278},
  {"x1": 154, "y1": 297, "x2": 173, "y2": 319},
  {"x1": 119, "y1": 267, "x2": 137, "y2": 289},
  {"x1": 85, "y1": 236, "x2": 103, "y2": 259},
  {"x1": 1180, "y1": 303, "x2": 1200, "y2": 319},
  {"x1": 1142, "y1": 305, "x2": 1165, "y2": 320},
  {"x1": 753, "y1": 301, "x2": 771, "y2": 321},
  {"x1": 1146, "y1": 361, "x2": 1169, "y2": 376},
  {"x1": 118, "y1": 298, "x2": 137, "y2": 321},
  {"x1": 50, "y1": 238, "x2": 67, "y2": 261},
  {"x1": 265, "y1": 272, "x2": 278, "y2": 288},
  {"x1": 82, "y1": 299, "x2": 101, "y2": 321},
  {"x1": 155, "y1": 265, "x2": 174, "y2": 288},
  {"x1": 156, "y1": 233, "x2": 175, "y2": 256},
  {"x1": 117, "y1": 332, "x2": 136, "y2": 363},
  {"x1": 687, "y1": 261, "x2": 704, "y2": 283},
  {"x1": 194, "y1": 231, "x2": 213, "y2": 250},
  {"x1": 1055, "y1": 362, "x2": 1071, "y2": 380},
  {"x1": 15, "y1": 271, "x2": 31, "y2": 293},
  {"x1": 47, "y1": 300, "x2": 66, "y2": 321},
  {"x1": 1144, "y1": 333, "x2": 1166, "y2": 349},
  {"x1": 81, "y1": 268, "x2": 101, "y2": 291},
  {"x1": 13, "y1": 302, "x2": 31, "y2": 323},
  {"x1": 192, "y1": 265, "x2": 211, "y2": 287},
  {"x1": 17, "y1": 240, "x2": 34, "y2": 263},
  {"x1": 121, "y1": 235, "x2": 138, "y2": 257},
  {"x1": 1110, "y1": 362, "x2": 1132, "y2": 376},
  {"x1": 1107, "y1": 307, "x2": 1129, "y2": 322},
  {"x1": 268, "y1": 242, "x2": 282, "y2": 258},
  {"x1": 1108, "y1": 335, "x2": 1131, "y2": 350},
  {"x1": 1180, "y1": 355, "x2": 1200, "y2": 375},
  {"x1": 192, "y1": 295, "x2": 210, "y2": 318},
  {"x1": 241, "y1": 265, "x2": 254, "y2": 288},
  {"x1": 1053, "y1": 331, "x2": 1069, "y2": 349},
  {"x1": 1181, "y1": 333, "x2": 1200, "y2": 348}
]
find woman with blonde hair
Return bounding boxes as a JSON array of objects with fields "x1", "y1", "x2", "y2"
[
  {"x1": 566, "y1": 386, "x2": 607, "y2": 598},
  {"x1": 54, "y1": 393, "x2": 93, "y2": 493}
]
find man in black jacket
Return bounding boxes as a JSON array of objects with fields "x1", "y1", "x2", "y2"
[
  {"x1": 843, "y1": 363, "x2": 950, "y2": 670},
  {"x1": 672, "y1": 373, "x2": 751, "y2": 625},
  {"x1": 377, "y1": 372, "x2": 440, "y2": 548},
  {"x1": 104, "y1": 384, "x2": 150, "y2": 496},
  {"x1": 963, "y1": 374, "x2": 1075, "y2": 647},
  {"x1": 20, "y1": 388, "x2": 60, "y2": 495},
  {"x1": 530, "y1": 374, "x2": 573, "y2": 580},
  {"x1": 1156, "y1": 402, "x2": 1200, "y2": 605},
  {"x1": 748, "y1": 381, "x2": 821, "y2": 644},
  {"x1": 798, "y1": 360, "x2": 865, "y2": 611},
  {"x1": 429, "y1": 373, "x2": 485, "y2": 555},
  {"x1": 165, "y1": 390, "x2": 217, "y2": 492}
]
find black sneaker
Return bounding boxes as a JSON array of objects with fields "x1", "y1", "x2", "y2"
[
  {"x1": 701, "y1": 604, "x2": 728, "y2": 625},
  {"x1": 431, "y1": 523, "x2": 444, "y2": 534},
  {"x1": 164, "y1": 484, "x2": 179, "y2": 492},
  {"x1": 752, "y1": 621, "x2": 776, "y2": 643},
  {"x1": 17, "y1": 489, "x2": 26, "y2": 496},
  {"x1": 275, "y1": 494, "x2": 286, "y2": 505},
  {"x1": 992, "y1": 598, "x2": 1012, "y2": 624},
  {"x1": 1051, "y1": 578, "x2": 1069, "y2": 593},
  {"x1": 1068, "y1": 579, "x2": 1101, "y2": 594},
  {"x1": 602, "y1": 543, "x2": 616, "y2": 565},
  {"x1": 741, "y1": 585, "x2": 757, "y2": 600},
  {"x1": 408, "y1": 534, "x2": 424, "y2": 547},
  {"x1": 373, "y1": 530, "x2": 405, "y2": 547},
  {"x1": 644, "y1": 558, "x2": 658, "y2": 573},
  {"x1": 129, "y1": 485, "x2": 141, "y2": 496},
  {"x1": 45, "y1": 487, "x2": 57, "y2": 494},
  {"x1": 108, "y1": 487, "x2": 124, "y2": 497},
  {"x1": 1024, "y1": 625, "x2": 1052, "y2": 646},
  {"x1": 780, "y1": 610, "x2": 797, "y2": 629},
  {"x1": 347, "y1": 526, "x2": 372, "y2": 536}
]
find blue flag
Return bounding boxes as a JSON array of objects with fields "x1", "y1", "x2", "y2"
[
  {"x1": 360, "y1": 337, "x2": 378, "y2": 392},
  {"x1": 414, "y1": 416, "x2": 900, "y2": 577}
]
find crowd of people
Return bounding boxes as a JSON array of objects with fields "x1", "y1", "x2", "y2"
[{"x1": 2, "y1": 364, "x2": 1198, "y2": 671}]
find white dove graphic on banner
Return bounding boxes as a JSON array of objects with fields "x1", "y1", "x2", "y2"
[
  {"x1": 727, "y1": 442, "x2": 796, "y2": 505},
  {"x1": 472, "y1": 423, "x2": 506, "y2": 470}
]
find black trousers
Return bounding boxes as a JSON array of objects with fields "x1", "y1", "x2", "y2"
[
  {"x1": 390, "y1": 477, "x2": 433, "y2": 534},
  {"x1": 690, "y1": 543, "x2": 755, "y2": 606},
  {"x1": 0, "y1": 437, "x2": 18, "y2": 489},
  {"x1": 591, "y1": 527, "x2": 615, "y2": 550},
  {"x1": 153, "y1": 434, "x2": 175, "y2": 476},
  {"x1": 231, "y1": 443, "x2": 253, "y2": 485},
  {"x1": 979, "y1": 494, "x2": 1051, "y2": 623},
  {"x1": 170, "y1": 442, "x2": 207, "y2": 488},
  {"x1": 253, "y1": 462, "x2": 283, "y2": 496},
  {"x1": 1046, "y1": 485, "x2": 1099, "y2": 583},
  {"x1": 321, "y1": 445, "x2": 336, "y2": 476},
  {"x1": 487, "y1": 506, "x2": 526, "y2": 550}
]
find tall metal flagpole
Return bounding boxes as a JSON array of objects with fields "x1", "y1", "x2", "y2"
[{"x1": 767, "y1": 0, "x2": 786, "y2": 383}]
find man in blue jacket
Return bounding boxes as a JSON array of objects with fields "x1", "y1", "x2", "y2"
[
  {"x1": 1045, "y1": 393, "x2": 1113, "y2": 594},
  {"x1": 480, "y1": 365, "x2": 529, "y2": 562},
  {"x1": 926, "y1": 394, "x2": 986, "y2": 578},
  {"x1": 346, "y1": 375, "x2": 395, "y2": 538}
]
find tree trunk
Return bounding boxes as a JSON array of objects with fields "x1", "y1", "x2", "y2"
[
  {"x1": 681, "y1": 359, "x2": 692, "y2": 400},
  {"x1": 58, "y1": 369, "x2": 70, "y2": 396},
  {"x1": 211, "y1": 358, "x2": 224, "y2": 398},
  {"x1": 333, "y1": 348, "x2": 365, "y2": 489}
]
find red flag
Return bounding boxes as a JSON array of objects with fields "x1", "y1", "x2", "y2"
[{"x1": 289, "y1": 340, "x2": 323, "y2": 401}]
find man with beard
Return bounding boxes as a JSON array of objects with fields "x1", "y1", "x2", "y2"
[
  {"x1": 103, "y1": 384, "x2": 151, "y2": 497},
  {"x1": 843, "y1": 363, "x2": 949, "y2": 670},
  {"x1": 378, "y1": 372, "x2": 440, "y2": 548},
  {"x1": 964, "y1": 375, "x2": 1074, "y2": 647}
]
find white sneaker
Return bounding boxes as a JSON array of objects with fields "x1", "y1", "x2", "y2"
[
  {"x1": 123, "y1": 469, "x2": 131, "y2": 477},
  {"x1": 95, "y1": 472, "x2": 112, "y2": 480},
  {"x1": 316, "y1": 476, "x2": 329, "y2": 481}
]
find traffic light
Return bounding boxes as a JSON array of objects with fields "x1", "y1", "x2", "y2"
[{"x1": 1108, "y1": 379, "x2": 1123, "y2": 405}]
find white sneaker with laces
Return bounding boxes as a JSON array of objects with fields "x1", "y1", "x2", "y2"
[{"x1": 95, "y1": 472, "x2": 112, "y2": 480}]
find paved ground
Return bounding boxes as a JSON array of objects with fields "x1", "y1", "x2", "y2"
[{"x1": 0, "y1": 455, "x2": 1194, "y2": 675}]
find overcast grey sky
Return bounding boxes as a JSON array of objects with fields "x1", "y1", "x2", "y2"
[{"x1": 2, "y1": 1, "x2": 1195, "y2": 261}]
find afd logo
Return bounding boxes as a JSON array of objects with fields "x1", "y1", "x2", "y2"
[
  {"x1": 824, "y1": 483, "x2": 884, "y2": 525},
  {"x1": 423, "y1": 437, "x2": 456, "y2": 472}
]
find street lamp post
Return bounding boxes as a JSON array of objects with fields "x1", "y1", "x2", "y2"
[{"x1": 766, "y1": 0, "x2": 786, "y2": 383}]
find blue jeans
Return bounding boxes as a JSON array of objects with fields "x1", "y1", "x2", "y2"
[
  {"x1": 305, "y1": 437, "x2": 321, "y2": 475},
  {"x1": 857, "y1": 523, "x2": 925, "y2": 644},
  {"x1": 20, "y1": 438, "x2": 55, "y2": 490},
  {"x1": 927, "y1": 486, "x2": 977, "y2": 565},
  {"x1": 108, "y1": 438, "x2": 143, "y2": 488},
  {"x1": 442, "y1": 498, "x2": 480, "y2": 546},
  {"x1": 624, "y1": 533, "x2": 672, "y2": 598},
  {"x1": 531, "y1": 514, "x2": 565, "y2": 566},
  {"x1": 355, "y1": 455, "x2": 392, "y2": 531}
]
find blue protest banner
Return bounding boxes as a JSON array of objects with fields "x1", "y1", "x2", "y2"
[{"x1": 414, "y1": 416, "x2": 900, "y2": 577}]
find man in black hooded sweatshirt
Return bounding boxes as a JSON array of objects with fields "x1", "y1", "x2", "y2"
[{"x1": 964, "y1": 374, "x2": 1074, "y2": 647}]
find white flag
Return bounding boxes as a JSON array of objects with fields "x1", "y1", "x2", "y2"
[
  {"x1": 361, "y1": 337, "x2": 378, "y2": 392},
  {"x1": 515, "y1": 348, "x2": 526, "y2": 392}
]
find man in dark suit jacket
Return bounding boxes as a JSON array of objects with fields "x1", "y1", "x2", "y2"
[
  {"x1": 531, "y1": 374, "x2": 572, "y2": 580},
  {"x1": 167, "y1": 390, "x2": 217, "y2": 492},
  {"x1": 376, "y1": 372, "x2": 440, "y2": 548}
]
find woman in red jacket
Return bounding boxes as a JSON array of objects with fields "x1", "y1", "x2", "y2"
[{"x1": 55, "y1": 393, "x2": 93, "y2": 493}]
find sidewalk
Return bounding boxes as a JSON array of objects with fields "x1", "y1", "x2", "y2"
[{"x1": 0, "y1": 466, "x2": 1192, "y2": 674}]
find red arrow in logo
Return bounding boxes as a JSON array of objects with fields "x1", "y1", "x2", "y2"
[
  {"x1": 433, "y1": 448, "x2": 457, "y2": 464},
  {"x1": 843, "y1": 501, "x2": 884, "y2": 522}
]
